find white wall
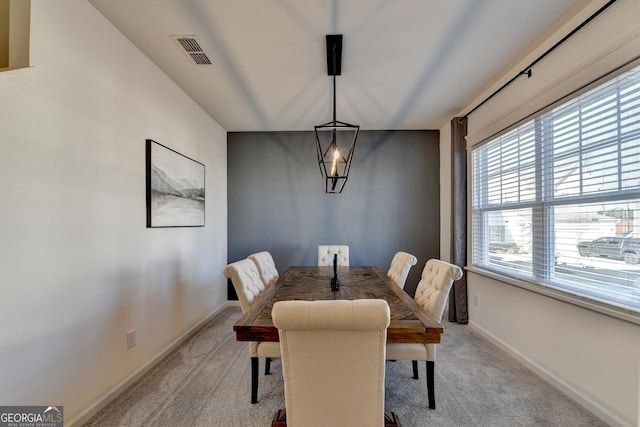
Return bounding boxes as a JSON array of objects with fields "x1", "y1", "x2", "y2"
[
  {"x1": 468, "y1": 273, "x2": 639, "y2": 427},
  {"x1": 0, "y1": 0, "x2": 228, "y2": 424},
  {"x1": 438, "y1": 0, "x2": 640, "y2": 425}
]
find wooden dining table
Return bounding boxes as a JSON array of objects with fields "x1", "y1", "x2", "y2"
[{"x1": 233, "y1": 266, "x2": 444, "y2": 344}]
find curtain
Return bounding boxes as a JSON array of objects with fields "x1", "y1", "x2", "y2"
[{"x1": 448, "y1": 117, "x2": 468, "y2": 324}]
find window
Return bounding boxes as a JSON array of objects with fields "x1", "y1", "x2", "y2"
[{"x1": 472, "y1": 63, "x2": 640, "y2": 315}]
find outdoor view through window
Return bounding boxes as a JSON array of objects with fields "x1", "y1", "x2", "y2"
[{"x1": 472, "y1": 63, "x2": 640, "y2": 314}]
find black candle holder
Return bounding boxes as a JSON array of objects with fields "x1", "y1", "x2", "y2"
[{"x1": 331, "y1": 253, "x2": 341, "y2": 291}]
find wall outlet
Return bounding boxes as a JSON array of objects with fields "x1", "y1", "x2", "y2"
[
  {"x1": 127, "y1": 329, "x2": 136, "y2": 349},
  {"x1": 473, "y1": 294, "x2": 479, "y2": 308}
]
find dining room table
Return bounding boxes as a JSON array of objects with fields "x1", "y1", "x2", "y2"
[{"x1": 233, "y1": 265, "x2": 444, "y2": 344}]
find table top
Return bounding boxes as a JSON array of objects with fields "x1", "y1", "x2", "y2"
[{"x1": 233, "y1": 266, "x2": 444, "y2": 344}]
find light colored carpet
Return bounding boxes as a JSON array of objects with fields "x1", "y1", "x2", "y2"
[{"x1": 85, "y1": 306, "x2": 606, "y2": 426}]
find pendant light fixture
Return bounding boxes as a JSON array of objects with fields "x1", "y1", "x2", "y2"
[{"x1": 315, "y1": 34, "x2": 359, "y2": 194}]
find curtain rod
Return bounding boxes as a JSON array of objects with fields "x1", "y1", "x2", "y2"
[{"x1": 459, "y1": 0, "x2": 619, "y2": 122}]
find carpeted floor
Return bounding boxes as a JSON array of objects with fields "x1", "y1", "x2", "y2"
[{"x1": 85, "y1": 306, "x2": 606, "y2": 426}]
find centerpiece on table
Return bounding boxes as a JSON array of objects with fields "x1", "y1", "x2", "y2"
[{"x1": 330, "y1": 253, "x2": 341, "y2": 291}]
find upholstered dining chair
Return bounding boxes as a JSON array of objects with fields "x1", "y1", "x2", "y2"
[
  {"x1": 248, "y1": 251, "x2": 279, "y2": 289},
  {"x1": 317, "y1": 245, "x2": 349, "y2": 266},
  {"x1": 272, "y1": 299, "x2": 391, "y2": 427},
  {"x1": 386, "y1": 259, "x2": 463, "y2": 409},
  {"x1": 386, "y1": 251, "x2": 418, "y2": 289},
  {"x1": 223, "y1": 259, "x2": 281, "y2": 404}
]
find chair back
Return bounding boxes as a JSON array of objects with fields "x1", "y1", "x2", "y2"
[
  {"x1": 273, "y1": 299, "x2": 390, "y2": 427},
  {"x1": 414, "y1": 259, "x2": 463, "y2": 321},
  {"x1": 223, "y1": 259, "x2": 265, "y2": 313},
  {"x1": 387, "y1": 251, "x2": 418, "y2": 289},
  {"x1": 248, "y1": 251, "x2": 279, "y2": 289},
  {"x1": 317, "y1": 245, "x2": 349, "y2": 266}
]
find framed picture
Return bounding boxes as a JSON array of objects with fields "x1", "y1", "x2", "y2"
[{"x1": 146, "y1": 139, "x2": 205, "y2": 227}]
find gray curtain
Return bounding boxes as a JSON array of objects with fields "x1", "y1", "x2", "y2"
[{"x1": 448, "y1": 117, "x2": 468, "y2": 324}]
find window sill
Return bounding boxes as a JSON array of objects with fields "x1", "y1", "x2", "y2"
[
  {"x1": 0, "y1": 66, "x2": 33, "y2": 92},
  {"x1": 466, "y1": 265, "x2": 640, "y2": 326}
]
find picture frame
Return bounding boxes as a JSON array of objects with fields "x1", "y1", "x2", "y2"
[{"x1": 146, "y1": 139, "x2": 205, "y2": 227}]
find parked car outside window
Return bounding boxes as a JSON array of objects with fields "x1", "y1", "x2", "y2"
[{"x1": 577, "y1": 237, "x2": 640, "y2": 264}]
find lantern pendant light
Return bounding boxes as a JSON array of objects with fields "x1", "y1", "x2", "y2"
[{"x1": 314, "y1": 34, "x2": 359, "y2": 194}]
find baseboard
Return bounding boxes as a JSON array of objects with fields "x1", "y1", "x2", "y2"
[
  {"x1": 467, "y1": 321, "x2": 629, "y2": 427},
  {"x1": 67, "y1": 302, "x2": 236, "y2": 427}
]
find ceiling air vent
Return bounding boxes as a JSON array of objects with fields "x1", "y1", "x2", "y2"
[{"x1": 172, "y1": 35, "x2": 213, "y2": 65}]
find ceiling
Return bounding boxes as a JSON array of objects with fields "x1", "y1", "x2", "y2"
[{"x1": 88, "y1": 0, "x2": 586, "y2": 132}]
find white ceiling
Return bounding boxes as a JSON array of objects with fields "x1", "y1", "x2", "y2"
[{"x1": 88, "y1": 0, "x2": 586, "y2": 132}]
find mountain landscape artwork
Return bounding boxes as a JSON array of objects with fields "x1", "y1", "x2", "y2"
[{"x1": 146, "y1": 139, "x2": 205, "y2": 227}]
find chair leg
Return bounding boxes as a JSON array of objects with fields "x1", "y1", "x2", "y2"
[
  {"x1": 426, "y1": 360, "x2": 435, "y2": 409},
  {"x1": 265, "y1": 357, "x2": 272, "y2": 375},
  {"x1": 412, "y1": 360, "x2": 419, "y2": 379},
  {"x1": 251, "y1": 357, "x2": 259, "y2": 404}
]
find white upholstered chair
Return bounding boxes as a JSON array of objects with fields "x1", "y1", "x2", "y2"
[
  {"x1": 386, "y1": 251, "x2": 418, "y2": 289},
  {"x1": 386, "y1": 259, "x2": 463, "y2": 409},
  {"x1": 317, "y1": 245, "x2": 349, "y2": 266},
  {"x1": 272, "y1": 299, "x2": 390, "y2": 427},
  {"x1": 248, "y1": 251, "x2": 279, "y2": 289},
  {"x1": 223, "y1": 259, "x2": 281, "y2": 404}
]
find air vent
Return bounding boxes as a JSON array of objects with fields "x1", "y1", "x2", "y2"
[{"x1": 172, "y1": 35, "x2": 213, "y2": 65}]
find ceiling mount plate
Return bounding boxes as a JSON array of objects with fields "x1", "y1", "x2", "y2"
[{"x1": 326, "y1": 34, "x2": 342, "y2": 76}]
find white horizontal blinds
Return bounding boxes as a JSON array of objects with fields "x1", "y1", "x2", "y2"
[
  {"x1": 472, "y1": 125, "x2": 537, "y2": 278},
  {"x1": 553, "y1": 201, "x2": 640, "y2": 307},
  {"x1": 471, "y1": 64, "x2": 640, "y2": 312},
  {"x1": 546, "y1": 68, "x2": 640, "y2": 201},
  {"x1": 620, "y1": 70, "x2": 640, "y2": 190},
  {"x1": 477, "y1": 122, "x2": 537, "y2": 208}
]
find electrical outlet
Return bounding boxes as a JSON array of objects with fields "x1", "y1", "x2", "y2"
[
  {"x1": 473, "y1": 294, "x2": 479, "y2": 307},
  {"x1": 127, "y1": 329, "x2": 136, "y2": 349}
]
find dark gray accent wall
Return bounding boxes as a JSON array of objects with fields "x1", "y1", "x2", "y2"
[{"x1": 227, "y1": 130, "x2": 440, "y2": 296}]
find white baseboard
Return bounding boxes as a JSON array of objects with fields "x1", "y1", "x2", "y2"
[
  {"x1": 468, "y1": 320, "x2": 629, "y2": 427},
  {"x1": 67, "y1": 302, "x2": 237, "y2": 427}
]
